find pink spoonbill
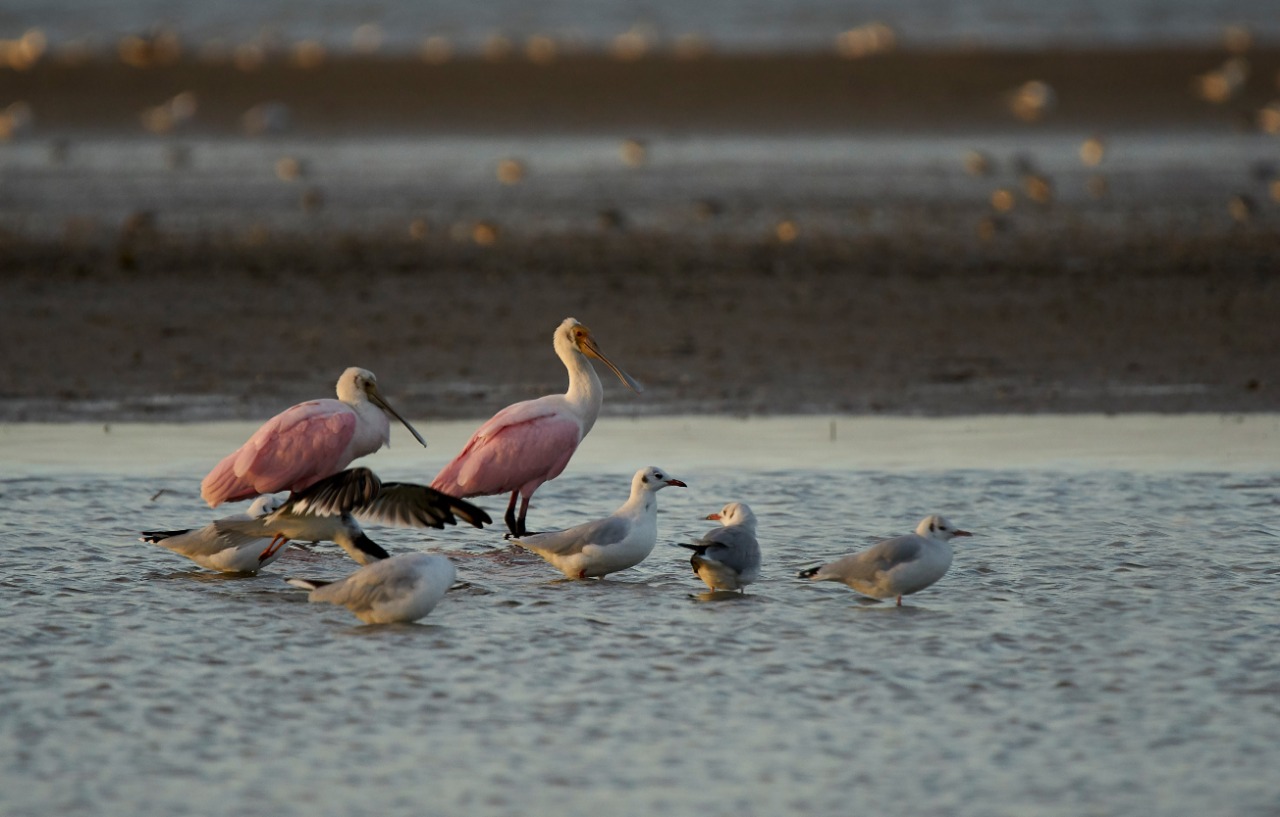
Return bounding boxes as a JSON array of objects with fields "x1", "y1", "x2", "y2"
[
  {"x1": 201, "y1": 367, "x2": 426, "y2": 507},
  {"x1": 430, "y1": 318, "x2": 642, "y2": 536}
]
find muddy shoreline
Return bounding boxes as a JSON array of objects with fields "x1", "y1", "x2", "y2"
[
  {"x1": 2, "y1": 45, "x2": 1278, "y2": 421},
  {"x1": 4, "y1": 48, "x2": 1278, "y2": 134},
  {"x1": 2, "y1": 229, "x2": 1276, "y2": 421}
]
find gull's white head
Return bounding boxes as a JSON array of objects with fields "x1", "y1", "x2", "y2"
[
  {"x1": 335, "y1": 367, "x2": 427, "y2": 448},
  {"x1": 247, "y1": 493, "x2": 287, "y2": 518},
  {"x1": 915, "y1": 514, "x2": 972, "y2": 541},
  {"x1": 556, "y1": 317, "x2": 643, "y2": 394},
  {"x1": 634, "y1": 465, "x2": 687, "y2": 493},
  {"x1": 707, "y1": 501, "x2": 757, "y2": 531}
]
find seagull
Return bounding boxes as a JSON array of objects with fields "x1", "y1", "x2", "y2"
[
  {"x1": 141, "y1": 493, "x2": 288, "y2": 573},
  {"x1": 677, "y1": 502, "x2": 761, "y2": 592},
  {"x1": 511, "y1": 466, "x2": 686, "y2": 579},
  {"x1": 431, "y1": 318, "x2": 642, "y2": 537},
  {"x1": 286, "y1": 553, "x2": 456, "y2": 624},
  {"x1": 212, "y1": 467, "x2": 491, "y2": 567},
  {"x1": 202, "y1": 367, "x2": 426, "y2": 507},
  {"x1": 798, "y1": 514, "x2": 972, "y2": 605}
]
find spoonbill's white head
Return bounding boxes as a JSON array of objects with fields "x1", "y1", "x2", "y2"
[
  {"x1": 247, "y1": 493, "x2": 288, "y2": 518},
  {"x1": 336, "y1": 367, "x2": 427, "y2": 448},
  {"x1": 556, "y1": 317, "x2": 643, "y2": 393}
]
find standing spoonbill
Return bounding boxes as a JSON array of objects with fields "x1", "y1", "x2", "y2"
[
  {"x1": 511, "y1": 466, "x2": 686, "y2": 579},
  {"x1": 430, "y1": 318, "x2": 642, "y2": 536},
  {"x1": 677, "y1": 501, "x2": 761, "y2": 593},
  {"x1": 798, "y1": 514, "x2": 972, "y2": 605},
  {"x1": 201, "y1": 367, "x2": 426, "y2": 507},
  {"x1": 212, "y1": 467, "x2": 492, "y2": 567}
]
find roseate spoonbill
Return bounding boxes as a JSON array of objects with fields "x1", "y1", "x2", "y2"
[
  {"x1": 677, "y1": 502, "x2": 761, "y2": 592},
  {"x1": 212, "y1": 467, "x2": 492, "y2": 567},
  {"x1": 201, "y1": 367, "x2": 426, "y2": 507},
  {"x1": 286, "y1": 553, "x2": 456, "y2": 625},
  {"x1": 141, "y1": 493, "x2": 288, "y2": 573},
  {"x1": 798, "y1": 515, "x2": 972, "y2": 605},
  {"x1": 431, "y1": 318, "x2": 642, "y2": 536},
  {"x1": 511, "y1": 466, "x2": 685, "y2": 579}
]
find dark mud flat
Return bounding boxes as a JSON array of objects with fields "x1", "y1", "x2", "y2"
[
  {"x1": 1, "y1": 46, "x2": 1278, "y2": 421},
  {"x1": 4, "y1": 48, "x2": 1280, "y2": 134},
  {"x1": 1, "y1": 229, "x2": 1276, "y2": 421}
]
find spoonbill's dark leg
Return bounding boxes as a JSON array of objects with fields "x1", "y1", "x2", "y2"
[
  {"x1": 896, "y1": 595, "x2": 903, "y2": 607},
  {"x1": 504, "y1": 492, "x2": 520, "y2": 537},
  {"x1": 516, "y1": 495, "x2": 533, "y2": 536}
]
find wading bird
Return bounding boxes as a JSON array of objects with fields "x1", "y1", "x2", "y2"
[
  {"x1": 141, "y1": 493, "x2": 287, "y2": 573},
  {"x1": 211, "y1": 467, "x2": 491, "y2": 567},
  {"x1": 431, "y1": 318, "x2": 642, "y2": 536},
  {"x1": 798, "y1": 514, "x2": 971, "y2": 605},
  {"x1": 287, "y1": 552, "x2": 457, "y2": 624},
  {"x1": 677, "y1": 501, "x2": 761, "y2": 592},
  {"x1": 511, "y1": 466, "x2": 685, "y2": 579},
  {"x1": 202, "y1": 367, "x2": 426, "y2": 507}
]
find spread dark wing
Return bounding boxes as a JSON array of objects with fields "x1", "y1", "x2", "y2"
[
  {"x1": 287, "y1": 468, "x2": 383, "y2": 516},
  {"x1": 355, "y1": 482, "x2": 492, "y2": 529}
]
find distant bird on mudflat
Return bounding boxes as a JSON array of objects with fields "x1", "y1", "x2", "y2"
[
  {"x1": 677, "y1": 501, "x2": 761, "y2": 592},
  {"x1": 430, "y1": 318, "x2": 642, "y2": 537},
  {"x1": 201, "y1": 367, "x2": 426, "y2": 507},
  {"x1": 141, "y1": 493, "x2": 287, "y2": 573},
  {"x1": 798, "y1": 514, "x2": 972, "y2": 605},
  {"x1": 511, "y1": 466, "x2": 685, "y2": 579},
  {"x1": 211, "y1": 467, "x2": 491, "y2": 567},
  {"x1": 287, "y1": 552, "x2": 456, "y2": 624}
]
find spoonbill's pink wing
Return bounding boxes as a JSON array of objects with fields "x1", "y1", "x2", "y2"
[
  {"x1": 431, "y1": 398, "x2": 582, "y2": 498},
  {"x1": 201, "y1": 400, "x2": 356, "y2": 506}
]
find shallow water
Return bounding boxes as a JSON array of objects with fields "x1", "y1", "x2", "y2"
[
  {"x1": 2, "y1": 132, "x2": 1273, "y2": 242},
  {"x1": 2, "y1": 417, "x2": 1279, "y2": 817}
]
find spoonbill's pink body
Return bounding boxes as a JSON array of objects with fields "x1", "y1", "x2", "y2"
[
  {"x1": 430, "y1": 318, "x2": 641, "y2": 536},
  {"x1": 201, "y1": 367, "x2": 425, "y2": 507}
]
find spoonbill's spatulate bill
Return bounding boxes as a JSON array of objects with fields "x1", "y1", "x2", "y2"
[
  {"x1": 214, "y1": 467, "x2": 492, "y2": 567},
  {"x1": 286, "y1": 552, "x2": 457, "y2": 624},
  {"x1": 678, "y1": 501, "x2": 761, "y2": 592},
  {"x1": 798, "y1": 514, "x2": 972, "y2": 605},
  {"x1": 201, "y1": 367, "x2": 426, "y2": 507},
  {"x1": 511, "y1": 466, "x2": 685, "y2": 580},
  {"x1": 141, "y1": 493, "x2": 287, "y2": 573},
  {"x1": 430, "y1": 318, "x2": 642, "y2": 537}
]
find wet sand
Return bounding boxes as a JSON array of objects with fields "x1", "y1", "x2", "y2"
[
  {"x1": 4, "y1": 415, "x2": 1278, "y2": 477},
  {"x1": 5, "y1": 47, "x2": 1280, "y2": 134},
  {"x1": 2, "y1": 231, "x2": 1277, "y2": 420},
  {"x1": 2, "y1": 47, "x2": 1278, "y2": 421}
]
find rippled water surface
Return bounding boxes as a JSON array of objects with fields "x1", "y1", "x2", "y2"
[{"x1": 2, "y1": 419, "x2": 1279, "y2": 817}]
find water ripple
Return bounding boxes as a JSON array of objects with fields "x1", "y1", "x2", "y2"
[{"x1": 1, "y1": 468, "x2": 1278, "y2": 816}]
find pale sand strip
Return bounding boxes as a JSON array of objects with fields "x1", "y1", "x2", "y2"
[{"x1": 3, "y1": 415, "x2": 1277, "y2": 477}]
